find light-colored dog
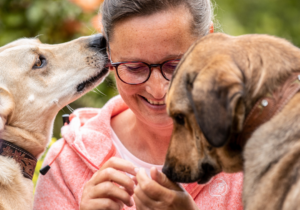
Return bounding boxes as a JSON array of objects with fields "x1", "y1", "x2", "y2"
[
  {"x1": 163, "y1": 33, "x2": 300, "y2": 209},
  {"x1": 0, "y1": 35, "x2": 109, "y2": 210}
]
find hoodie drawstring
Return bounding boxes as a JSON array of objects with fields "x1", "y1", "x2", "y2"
[{"x1": 40, "y1": 114, "x2": 70, "y2": 176}]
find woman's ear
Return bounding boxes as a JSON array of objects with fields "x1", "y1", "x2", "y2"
[{"x1": 209, "y1": 22, "x2": 214, "y2": 34}]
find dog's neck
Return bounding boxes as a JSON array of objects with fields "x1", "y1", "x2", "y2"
[
  {"x1": 0, "y1": 139, "x2": 37, "y2": 180},
  {"x1": 1, "y1": 124, "x2": 49, "y2": 158},
  {"x1": 237, "y1": 72, "x2": 300, "y2": 148}
]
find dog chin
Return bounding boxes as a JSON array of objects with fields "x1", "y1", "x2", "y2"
[
  {"x1": 76, "y1": 67, "x2": 109, "y2": 93},
  {"x1": 197, "y1": 174, "x2": 215, "y2": 184}
]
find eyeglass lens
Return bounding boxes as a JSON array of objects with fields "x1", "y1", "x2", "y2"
[{"x1": 117, "y1": 60, "x2": 180, "y2": 84}]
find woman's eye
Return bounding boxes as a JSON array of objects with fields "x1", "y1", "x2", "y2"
[
  {"x1": 125, "y1": 65, "x2": 148, "y2": 73},
  {"x1": 33, "y1": 56, "x2": 46, "y2": 69},
  {"x1": 174, "y1": 114, "x2": 185, "y2": 125},
  {"x1": 127, "y1": 66, "x2": 141, "y2": 71}
]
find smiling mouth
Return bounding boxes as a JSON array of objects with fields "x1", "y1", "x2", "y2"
[
  {"x1": 77, "y1": 68, "x2": 109, "y2": 92},
  {"x1": 141, "y1": 96, "x2": 166, "y2": 105}
]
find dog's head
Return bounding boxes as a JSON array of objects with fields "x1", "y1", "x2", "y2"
[
  {"x1": 163, "y1": 33, "x2": 300, "y2": 184},
  {"x1": 0, "y1": 35, "x2": 108, "y2": 139}
]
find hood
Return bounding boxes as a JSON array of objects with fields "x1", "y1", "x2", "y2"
[{"x1": 61, "y1": 95, "x2": 128, "y2": 172}]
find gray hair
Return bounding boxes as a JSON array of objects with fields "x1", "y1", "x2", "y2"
[{"x1": 101, "y1": 0, "x2": 215, "y2": 41}]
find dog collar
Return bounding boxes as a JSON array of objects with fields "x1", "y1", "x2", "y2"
[
  {"x1": 0, "y1": 139, "x2": 37, "y2": 180},
  {"x1": 237, "y1": 72, "x2": 300, "y2": 146}
]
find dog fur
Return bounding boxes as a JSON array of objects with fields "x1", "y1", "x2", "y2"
[
  {"x1": 163, "y1": 33, "x2": 300, "y2": 209},
  {"x1": 0, "y1": 35, "x2": 108, "y2": 210}
]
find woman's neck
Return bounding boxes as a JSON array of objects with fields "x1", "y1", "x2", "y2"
[{"x1": 111, "y1": 109, "x2": 173, "y2": 165}]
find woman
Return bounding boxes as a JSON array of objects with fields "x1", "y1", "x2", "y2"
[{"x1": 34, "y1": 0, "x2": 243, "y2": 209}]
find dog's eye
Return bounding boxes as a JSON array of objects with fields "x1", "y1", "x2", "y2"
[
  {"x1": 174, "y1": 114, "x2": 185, "y2": 125},
  {"x1": 33, "y1": 56, "x2": 46, "y2": 69}
]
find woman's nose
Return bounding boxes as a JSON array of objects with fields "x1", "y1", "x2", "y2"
[{"x1": 145, "y1": 67, "x2": 169, "y2": 99}]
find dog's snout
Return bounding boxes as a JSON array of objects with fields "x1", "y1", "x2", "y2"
[
  {"x1": 163, "y1": 162, "x2": 195, "y2": 183},
  {"x1": 89, "y1": 34, "x2": 107, "y2": 51}
]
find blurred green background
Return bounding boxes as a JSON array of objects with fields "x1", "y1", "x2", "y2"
[{"x1": 0, "y1": 0, "x2": 299, "y2": 190}]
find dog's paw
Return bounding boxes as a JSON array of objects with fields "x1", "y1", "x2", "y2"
[{"x1": 0, "y1": 156, "x2": 22, "y2": 186}]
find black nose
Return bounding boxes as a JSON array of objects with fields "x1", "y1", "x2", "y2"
[
  {"x1": 162, "y1": 165, "x2": 173, "y2": 180},
  {"x1": 162, "y1": 164, "x2": 187, "y2": 183},
  {"x1": 89, "y1": 34, "x2": 107, "y2": 52}
]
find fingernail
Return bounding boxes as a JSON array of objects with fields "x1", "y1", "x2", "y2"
[{"x1": 134, "y1": 167, "x2": 139, "y2": 173}]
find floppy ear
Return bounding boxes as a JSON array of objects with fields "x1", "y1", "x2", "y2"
[
  {"x1": 187, "y1": 73, "x2": 245, "y2": 148},
  {"x1": 0, "y1": 87, "x2": 14, "y2": 132}
]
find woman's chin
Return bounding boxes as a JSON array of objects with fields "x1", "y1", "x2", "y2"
[{"x1": 138, "y1": 112, "x2": 173, "y2": 129}]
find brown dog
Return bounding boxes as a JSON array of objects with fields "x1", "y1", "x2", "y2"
[{"x1": 163, "y1": 33, "x2": 300, "y2": 210}]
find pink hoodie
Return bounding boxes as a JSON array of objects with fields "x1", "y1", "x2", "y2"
[{"x1": 34, "y1": 95, "x2": 243, "y2": 210}]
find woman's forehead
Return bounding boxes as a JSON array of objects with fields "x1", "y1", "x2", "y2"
[{"x1": 109, "y1": 6, "x2": 197, "y2": 63}]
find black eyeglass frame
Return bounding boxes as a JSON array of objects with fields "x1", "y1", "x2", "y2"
[{"x1": 109, "y1": 59, "x2": 181, "y2": 85}]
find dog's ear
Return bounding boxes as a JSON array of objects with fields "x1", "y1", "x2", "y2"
[
  {"x1": 0, "y1": 88, "x2": 14, "y2": 131},
  {"x1": 187, "y1": 71, "x2": 245, "y2": 148}
]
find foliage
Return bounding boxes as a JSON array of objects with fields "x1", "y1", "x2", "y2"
[{"x1": 214, "y1": 0, "x2": 300, "y2": 47}]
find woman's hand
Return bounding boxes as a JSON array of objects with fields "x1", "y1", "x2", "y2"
[
  {"x1": 80, "y1": 157, "x2": 136, "y2": 210},
  {"x1": 133, "y1": 167, "x2": 199, "y2": 210}
]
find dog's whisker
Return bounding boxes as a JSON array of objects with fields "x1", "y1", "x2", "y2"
[
  {"x1": 66, "y1": 105, "x2": 74, "y2": 113},
  {"x1": 53, "y1": 99, "x2": 62, "y2": 109},
  {"x1": 93, "y1": 88, "x2": 101, "y2": 95},
  {"x1": 34, "y1": 34, "x2": 44, "y2": 39},
  {"x1": 92, "y1": 90, "x2": 102, "y2": 96},
  {"x1": 61, "y1": 107, "x2": 66, "y2": 114},
  {"x1": 82, "y1": 23, "x2": 97, "y2": 35},
  {"x1": 84, "y1": 78, "x2": 105, "y2": 96},
  {"x1": 53, "y1": 99, "x2": 67, "y2": 113},
  {"x1": 94, "y1": 87, "x2": 106, "y2": 96}
]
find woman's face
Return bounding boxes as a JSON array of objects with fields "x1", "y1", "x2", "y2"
[{"x1": 109, "y1": 6, "x2": 199, "y2": 128}]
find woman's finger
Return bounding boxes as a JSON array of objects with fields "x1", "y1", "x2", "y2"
[
  {"x1": 100, "y1": 157, "x2": 137, "y2": 176},
  {"x1": 134, "y1": 184, "x2": 156, "y2": 207},
  {"x1": 136, "y1": 168, "x2": 176, "y2": 201},
  {"x1": 133, "y1": 193, "x2": 150, "y2": 210},
  {"x1": 91, "y1": 167, "x2": 135, "y2": 195},
  {"x1": 90, "y1": 181, "x2": 134, "y2": 207}
]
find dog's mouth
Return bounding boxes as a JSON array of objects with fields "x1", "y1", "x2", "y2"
[
  {"x1": 76, "y1": 68, "x2": 109, "y2": 93},
  {"x1": 196, "y1": 171, "x2": 219, "y2": 184},
  {"x1": 196, "y1": 163, "x2": 220, "y2": 184}
]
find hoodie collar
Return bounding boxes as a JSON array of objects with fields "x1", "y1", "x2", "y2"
[{"x1": 61, "y1": 95, "x2": 128, "y2": 172}]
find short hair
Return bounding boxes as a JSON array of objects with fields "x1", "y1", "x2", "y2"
[{"x1": 101, "y1": 0, "x2": 214, "y2": 41}]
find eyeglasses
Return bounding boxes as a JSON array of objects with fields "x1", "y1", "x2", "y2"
[{"x1": 109, "y1": 59, "x2": 181, "y2": 85}]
